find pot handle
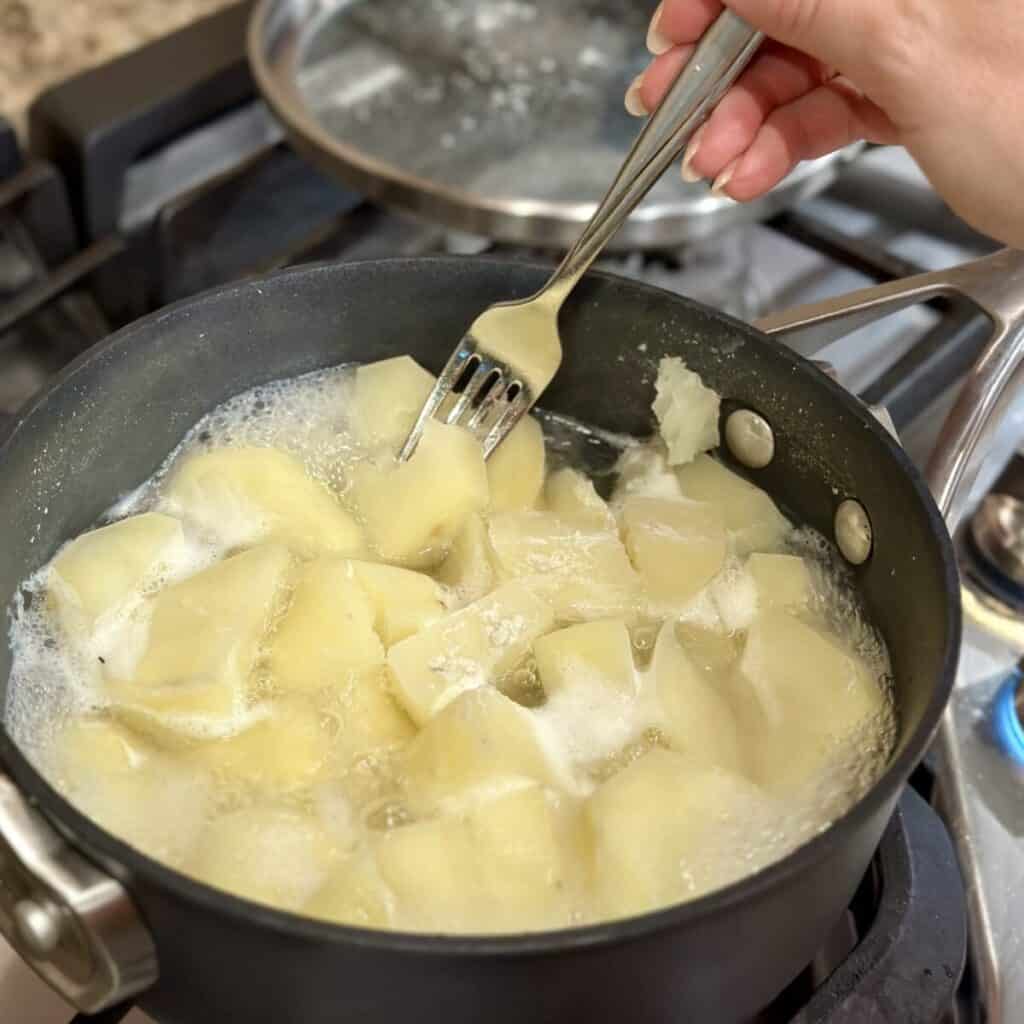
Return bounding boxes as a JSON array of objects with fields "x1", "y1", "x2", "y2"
[
  {"x1": 0, "y1": 772, "x2": 157, "y2": 1013},
  {"x1": 755, "y1": 248, "x2": 1024, "y2": 526}
]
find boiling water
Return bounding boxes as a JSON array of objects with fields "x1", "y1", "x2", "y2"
[{"x1": 5, "y1": 362, "x2": 897, "y2": 931}]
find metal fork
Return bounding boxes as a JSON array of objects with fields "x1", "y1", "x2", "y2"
[{"x1": 398, "y1": 12, "x2": 764, "y2": 462}]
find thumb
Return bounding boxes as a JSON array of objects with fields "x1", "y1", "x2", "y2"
[{"x1": 722, "y1": 0, "x2": 886, "y2": 80}]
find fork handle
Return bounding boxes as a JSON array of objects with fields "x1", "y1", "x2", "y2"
[{"x1": 539, "y1": 12, "x2": 763, "y2": 310}]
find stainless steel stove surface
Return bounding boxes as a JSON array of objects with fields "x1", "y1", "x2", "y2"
[{"x1": 4, "y1": 2, "x2": 1024, "y2": 1022}]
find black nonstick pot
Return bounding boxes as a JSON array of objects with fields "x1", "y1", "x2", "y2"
[{"x1": 0, "y1": 252, "x2": 1021, "y2": 1024}]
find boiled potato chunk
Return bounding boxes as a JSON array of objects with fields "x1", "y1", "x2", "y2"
[
  {"x1": 586, "y1": 748, "x2": 763, "y2": 917},
  {"x1": 304, "y1": 846, "x2": 396, "y2": 928},
  {"x1": 620, "y1": 497, "x2": 727, "y2": 611},
  {"x1": 49, "y1": 513, "x2": 184, "y2": 636},
  {"x1": 188, "y1": 806, "x2": 335, "y2": 910},
  {"x1": 191, "y1": 699, "x2": 330, "y2": 791},
  {"x1": 488, "y1": 512, "x2": 641, "y2": 622},
  {"x1": 53, "y1": 721, "x2": 210, "y2": 867},
  {"x1": 376, "y1": 785, "x2": 581, "y2": 932},
  {"x1": 471, "y1": 581, "x2": 556, "y2": 678},
  {"x1": 735, "y1": 611, "x2": 885, "y2": 793},
  {"x1": 653, "y1": 621, "x2": 743, "y2": 773},
  {"x1": 544, "y1": 467, "x2": 616, "y2": 531},
  {"x1": 350, "y1": 356, "x2": 435, "y2": 450},
  {"x1": 435, "y1": 513, "x2": 495, "y2": 606},
  {"x1": 467, "y1": 785, "x2": 582, "y2": 930},
  {"x1": 373, "y1": 817, "x2": 483, "y2": 930},
  {"x1": 748, "y1": 553, "x2": 811, "y2": 612},
  {"x1": 534, "y1": 619, "x2": 636, "y2": 698},
  {"x1": 675, "y1": 455, "x2": 789, "y2": 555},
  {"x1": 677, "y1": 623, "x2": 741, "y2": 679},
  {"x1": 164, "y1": 446, "x2": 363, "y2": 558},
  {"x1": 613, "y1": 445, "x2": 684, "y2": 502},
  {"x1": 345, "y1": 560, "x2": 443, "y2": 646},
  {"x1": 267, "y1": 558, "x2": 384, "y2": 694},
  {"x1": 48, "y1": 716, "x2": 152, "y2": 779},
  {"x1": 108, "y1": 545, "x2": 292, "y2": 734},
  {"x1": 320, "y1": 667, "x2": 416, "y2": 767},
  {"x1": 487, "y1": 416, "x2": 545, "y2": 513},
  {"x1": 350, "y1": 420, "x2": 488, "y2": 569},
  {"x1": 403, "y1": 687, "x2": 565, "y2": 810},
  {"x1": 386, "y1": 582, "x2": 554, "y2": 724},
  {"x1": 653, "y1": 357, "x2": 720, "y2": 466}
]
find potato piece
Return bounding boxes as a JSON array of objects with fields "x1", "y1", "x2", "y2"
[
  {"x1": 613, "y1": 445, "x2": 684, "y2": 502},
  {"x1": 304, "y1": 846, "x2": 396, "y2": 928},
  {"x1": 653, "y1": 357, "x2": 720, "y2": 466},
  {"x1": 48, "y1": 716, "x2": 152, "y2": 778},
  {"x1": 53, "y1": 723, "x2": 210, "y2": 867},
  {"x1": 468, "y1": 785, "x2": 582, "y2": 931},
  {"x1": 487, "y1": 416, "x2": 545, "y2": 513},
  {"x1": 586, "y1": 748, "x2": 763, "y2": 917},
  {"x1": 676, "y1": 623, "x2": 740, "y2": 679},
  {"x1": 164, "y1": 446, "x2": 363, "y2": 558},
  {"x1": 49, "y1": 513, "x2": 184, "y2": 636},
  {"x1": 345, "y1": 560, "x2": 443, "y2": 646},
  {"x1": 350, "y1": 420, "x2": 488, "y2": 569},
  {"x1": 108, "y1": 545, "x2": 292, "y2": 735},
  {"x1": 188, "y1": 806, "x2": 335, "y2": 911},
  {"x1": 435, "y1": 513, "x2": 495, "y2": 605},
  {"x1": 373, "y1": 817, "x2": 483, "y2": 930},
  {"x1": 653, "y1": 622, "x2": 743, "y2": 773},
  {"x1": 191, "y1": 699, "x2": 331, "y2": 791},
  {"x1": 489, "y1": 511, "x2": 641, "y2": 622},
  {"x1": 544, "y1": 467, "x2": 616, "y2": 531},
  {"x1": 386, "y1": 605, "x2": 490, "y2": 726},
  {"x1": 403, "y1": 688, "x2": 565, "y2": 810},
  {"x1": 675, "y1": 455, "x2": 789, "y2": 555},
  {"x1": 735, "y1": 611, "x2": 885, "y2": 793},
  {"x1": 620, "y1": 497, "x2": 727, "y2": 612},
  {"x1": 267, "y1": 558, "x2": 384, "y2": 695},
  {"x1": 473, "y1": 582, "x2": 556, "y2": 677},
  {"x1": 386, "y1": 582, "x2": 554, "y2": 725},
  {"x1": 534, "y1": 619, "x2": 636, "y2": 698},
  {"x1": 747, "y1": 553, "x2": 811, "y2": 612},
  {"x1": 320, "y1": 667, "x2": 416, "y2": 767},
  {"x1": 708, "y1": 562, "x2": 759, "y2": 634},
  {"x1": 350, "y1": 356, "x2": 435, "y2": 450}
]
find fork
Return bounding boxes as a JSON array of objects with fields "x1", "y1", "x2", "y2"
[{"x1": 398, "y1": 12, "x2": 764, "y2": 462}]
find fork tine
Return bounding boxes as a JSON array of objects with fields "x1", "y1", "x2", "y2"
[
  {"x1": 466, "y1": 375, "x2": 514, "y2": 433},
  {"x1": 446, "y1": 362, "x2": 502, "y2": 427},
  {"x1": 482, "y1": 388, "x2": 531, "y2": 459},
  {"x1": 397, "y1": 345, "x2": 476, "y2": 461}
]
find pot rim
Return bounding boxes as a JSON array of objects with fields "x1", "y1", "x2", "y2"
[{"x1": 0, "y1": 255, "x2": 962, "y2": 957}]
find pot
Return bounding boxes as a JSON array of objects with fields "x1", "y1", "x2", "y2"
[{"x1": 0, "y1": 251, "x2": 1021, "y2": 1024}]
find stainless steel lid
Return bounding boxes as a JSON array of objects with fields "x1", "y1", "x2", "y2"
[{"x1": 249, "y1": 0, "x2": 858, "y2": 250}]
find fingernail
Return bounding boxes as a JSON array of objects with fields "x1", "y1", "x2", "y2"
[
  {"x1": 646, "y1": 2, "x2": 672, "y2": 55},
  {"x1": 711, "y1": 158, "x2": 739, "y2": 197},
  {"x1": 624, "y1": 76, "x2": 648, "y2": 117},
  {"x1": 681, "y1": 124, "x2": 706, "y2": 182}
]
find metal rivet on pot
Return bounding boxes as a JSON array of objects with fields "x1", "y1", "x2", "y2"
[
  {"x1": 835, "y1": 499, "x2": 873, "y2": 565},
  {"x1": 14, "y1": 898, "x2": 63, "y2": 957},
  {"x1": 725, "y1": 410, "x2": 775, "y2": 469}
]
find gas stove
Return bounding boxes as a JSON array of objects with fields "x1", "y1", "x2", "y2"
[{"x1": 2, "y1": 3, "x2": 1023, "y2": 1022}]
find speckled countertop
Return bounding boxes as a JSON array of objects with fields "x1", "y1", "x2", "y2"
[{"x1": 0, "y1": 0, "x2": 237, "y2": 132}]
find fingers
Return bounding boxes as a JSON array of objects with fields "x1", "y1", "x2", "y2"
[
  {"x1": 712, "y1": 79, "x2": 898, "y2": 201},
  {"x1": 646, "y1": 0, "x2": 724, "y2": 54},
  {"x1": 634, "y1": 43, "x2": 830, "y2": 182},
  {"x1": 717, "y1": 0, "x2": 885, "y2": 82}
]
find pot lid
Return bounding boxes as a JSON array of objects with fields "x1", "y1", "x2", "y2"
[{"x1": 249, "y1": 0, "x2": 860, "y2": 250}]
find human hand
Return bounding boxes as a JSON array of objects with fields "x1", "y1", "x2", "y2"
[{"x1": 627, "y1": 0, "x2": 1024, "y2": 248}]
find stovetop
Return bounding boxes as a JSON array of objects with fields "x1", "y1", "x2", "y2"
[{"x1": 3, "y1": 2, "x2": 1024, "y2": 1021}]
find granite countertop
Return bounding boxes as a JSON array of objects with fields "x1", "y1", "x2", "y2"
[{"x1": 0, "y1": 0, "x2": 237, "y2": 132}]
